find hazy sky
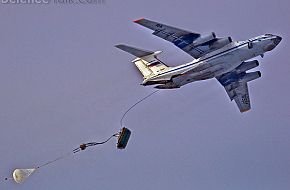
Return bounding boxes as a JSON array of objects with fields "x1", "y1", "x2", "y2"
[{"x1": 0, "y1": 0, "x2": 290, "y2": 189}]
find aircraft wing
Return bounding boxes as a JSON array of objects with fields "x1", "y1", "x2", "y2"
[
  {"x1": 134, "y1": 18, "x2": 232, "y2": 59},
  {"x1": 217, "y1": 73, "x2": 251, "y2": 113}
]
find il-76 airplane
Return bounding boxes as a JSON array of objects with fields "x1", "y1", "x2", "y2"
[{"x1": 116, "y1": 18, "x2": 282, "y2": 113}]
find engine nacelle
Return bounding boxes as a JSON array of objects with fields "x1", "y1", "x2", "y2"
[
  {"x1": 193, "y1": 32, "x2": 216, "y2": 46},
  {"x1": 239, "y1": 71, "x2": 261, "y2": 83},
  {"x1": 236, "y1": 60, "x2": 259, "y2": 73},
  {"x1": 210, "y1": 37, "x2": 232, "y2": 50}
]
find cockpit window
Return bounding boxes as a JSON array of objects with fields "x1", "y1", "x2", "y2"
[{"x1": 265, "y1": 34, "x2": 273, "y2": 36}]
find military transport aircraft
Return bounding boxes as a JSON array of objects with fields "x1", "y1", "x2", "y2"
[{"x1": 116, "y1": 18, "x2": 282, "y2": 113}]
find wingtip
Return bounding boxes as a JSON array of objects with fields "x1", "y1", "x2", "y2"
[
  {"x1": 115, "y1": 44, "x2": 125, "y2": 50},
  {"x1": 133, "y1": 18, "x2": 144, "y2": 23},
  {"x1": 240, "y1": 108, "x2": 250, "y2": 113}
]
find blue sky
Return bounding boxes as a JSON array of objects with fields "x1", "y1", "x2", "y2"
[{"x1": 0, "y1": 0, "x2": 290, "y2": 189}]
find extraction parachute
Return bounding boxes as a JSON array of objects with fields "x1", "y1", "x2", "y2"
[{"x1": 9, "y1": 169, "x2": 36, "y2": 184}]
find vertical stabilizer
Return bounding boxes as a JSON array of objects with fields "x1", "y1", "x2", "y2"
[{"x1": 115, "y1": 44, "x2": 169, "y2": 79}]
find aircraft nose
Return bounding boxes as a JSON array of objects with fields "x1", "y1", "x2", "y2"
[
  {"x1": 264, "y1": 35, "x2": 282, "y2": 51},
  {"x1": 273, "y1": 36, "x2": 282, "y2": 46}
]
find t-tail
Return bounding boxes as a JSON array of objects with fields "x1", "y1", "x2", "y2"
[{"x1": 115, "y1": 44, "x2": 170, "y2": 82}]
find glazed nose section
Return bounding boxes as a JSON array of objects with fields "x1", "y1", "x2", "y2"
[
  {"x1": 273, "y1": 36, "x2": 282, "y2": 46},
  {"x1": 264, "y1": 36, "x2": 282, "y2": 51}
]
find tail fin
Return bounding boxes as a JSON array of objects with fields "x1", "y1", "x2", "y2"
[{"x1": 115, "y1": 44, "x2": 169, "y2": 79}]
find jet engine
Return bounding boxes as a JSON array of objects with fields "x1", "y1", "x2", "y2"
[
  {"x1": 236, "y1": 60, "x2": 259, "y2": 73},
  {"x1": 209, "y1": 37, "x2": 232, "y2": 50},
  {"x1": 239, "y1": 71, "x2": 261, "y2": 83},
  {"x1": 193, "y1": 32, "x2": 216, "y2": 46}
]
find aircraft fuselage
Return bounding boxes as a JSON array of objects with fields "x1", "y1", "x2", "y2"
[{"x1": 144, "y1": 34, "x2": 281, "y2": 89}]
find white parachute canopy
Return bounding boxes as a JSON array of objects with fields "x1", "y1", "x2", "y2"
[{"x1": 13, "y1": 168, "x2": 36, "y2": 184}]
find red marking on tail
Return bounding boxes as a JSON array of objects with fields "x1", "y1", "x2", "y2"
[{"x1": 133, "y1": 18, "x2": 144, "y2": 23}]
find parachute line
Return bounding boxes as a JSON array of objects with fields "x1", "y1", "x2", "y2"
[
  {"x1": 120, "y1": 90, "x2": 159, "y2": 127},
  {"x1": 36, "y1": 133, "x2": 119, "y2": 168},
  {"x1": 37, "y1": 152, "x2": 72, "y2": 169},
  {"x1": 73, "y1": 133, "x2": 118, "y2": 153}
]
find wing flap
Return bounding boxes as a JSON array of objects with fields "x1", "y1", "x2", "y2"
[
  {"x1": 229, "y1": 82, "x2": 251, "y2": 112},
  {"x1": 134, "y1": 18, "x2": 204, "y2": 58},
  {"x1": 134, "y1": 18, "x2": 196, "y2": 41},
  {"x1": 217, "y1": 73, "x2": 251, "y2": 113}
]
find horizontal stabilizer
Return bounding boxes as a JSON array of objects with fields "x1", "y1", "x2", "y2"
[{"x1": 115, "y1": 44, "x2": 154, "y2": 58}]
